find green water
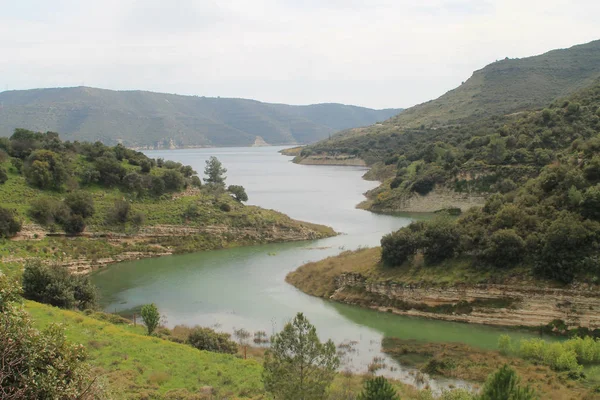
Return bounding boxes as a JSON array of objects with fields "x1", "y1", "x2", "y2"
[{"x1": 91, "y1": 146, "x2": 543, "y2": 386}]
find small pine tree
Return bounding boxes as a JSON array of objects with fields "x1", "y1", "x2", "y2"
[
  {"x1": 140, "y1": 303, "x2": 160, "y2": 335},
  {"x1": 263, "y1": 312, "x2": 339, "y2": 400},
  {"x1": 358, "y1": 376, "x2": 399, "y2": 400},
  {"x1": 204, "y1": 156, "x2": 227, "y2": 187},
  {"x1": 477, "y1": 364, "x2": 536, "y2": 400}
]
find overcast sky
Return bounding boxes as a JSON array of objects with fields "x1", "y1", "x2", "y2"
[{"x1": 0, "y1": 0, "x2": 598, "y2": 109}]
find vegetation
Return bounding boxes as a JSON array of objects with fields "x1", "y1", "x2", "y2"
[
  {"x1": 476, "y1": 365, "x2": 536, "y2": 400},
  {"x1": 0, "y1": 87, "x2": 402, "y2": 147},
  {"x1": 187, "y1": 327, "x2": 238, "y2": 354},
  {"x1": 0, "y1": 206, "x2": 21, "y2": 238},
  {"x1": 21, "y1": 260, "x2": 97, "y2": 310},
  {"x1": 357, "y1": 376, "x2": 399, "y2": 400},
  {"x1": 0, "y1": 274, "x2": 100, "y2": 399},
  {"x1": 263, "y1": 312, "x2": 339, "y2": 400},
  {"x1": 140, "y1": 303, "x2": 161, "y2": 335}
]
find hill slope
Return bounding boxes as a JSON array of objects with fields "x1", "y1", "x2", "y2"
[{"x1": 0, "y1": 87, "x2": 402, "y2": 148}]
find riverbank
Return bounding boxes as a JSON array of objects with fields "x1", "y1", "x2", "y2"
[
  {"x1": 2, "y1": 210, "x2": 334, "y2": 276},
  {"x1": 286, "y1": 247, "x2": 600, "y2": 330}
]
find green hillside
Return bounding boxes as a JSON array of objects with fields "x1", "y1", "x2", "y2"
[{"x1": 0, "y1": 87, "x2": 402, "y2": 148}]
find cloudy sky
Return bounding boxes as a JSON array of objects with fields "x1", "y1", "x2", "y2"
[{"x1": 0, "y1": 0, "x2": 598, "y2": 109}]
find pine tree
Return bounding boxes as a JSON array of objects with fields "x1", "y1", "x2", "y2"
[
  {"x1": 203, "y1": 156, "x2": 227, "y2": 187},
  {"x1": 478, "y1": 364, "x2": 536, "y2": 400},
  {"x1": 358, "y1": 376, "x2": 400, "y2": 400},
  {"x1": 263, "y1": 313, "x2": 339, "y2": 400}
]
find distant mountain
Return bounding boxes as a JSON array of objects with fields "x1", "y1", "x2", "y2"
[
  {"x1": 384, "y1": 39, "x2": 600, "y2": 129},
  {"x1": 0, "y1": 87, "x2": 402, "y2": 148}
]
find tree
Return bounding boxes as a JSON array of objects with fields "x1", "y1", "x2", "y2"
[
  {"x1": 0, "y1": 207, "x2": 21, "y2": 238},
  {"x1": 482, "y1": 229, "x2": 525, "y2": 268},
  {"x1": 1, "y1": 275, "x2": 99, "y2": 399},
  {"x1": 228, "y1": 185, "x2": 248, "y2": 202},
  {"x1": 64, "y1": 191, "x2": 95, "y2": 218},
  {"x1": 141, "y1": 303, "x2": 160, "y2": 335},
  {"x1": 358, "y1": 376, "x2": 399, "y2": 400},
  {"x1": 380, "y1": 222, "x2": 424, "y2": 267},
  {"x1": 263, "y1": 312, "x2": 339, "y2": 400},
  {"x1": 107, "y1": 199, "x2": 131, "y2": 224},
  {"x1": 477, "y1": 365, "x2": 536, "y2": 400},
  {"x1": 204, "y1": 156, "x2": 227, "y2": 187},
  {"x1": 63, "y1": 214, "x2": 86, "y2": 235}
]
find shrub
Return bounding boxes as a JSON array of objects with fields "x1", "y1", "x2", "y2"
[
  {"x1": 0, "y1": 207, "x2": 21, "y2": 238},
  {"x1": 28, "y1": 197, "x2": 70, "y2": 226},
  {"x1": 411, "y1": 175, "x2": 436, "y2": 195},
  {"x1": 187, "y1": 327, "x2": 238, "y2": 354},
  {"x1": 64, "y1": 191, "x2": 95, "y2": 218},
  {"x1": 107, "y1": 200, "x2": 131, "y2": 224},
  {"x1": 21, "y1": 261, "x2": 97, "y2": 310},
  {"x1": 228, "y1": 185, "x2": 248, "y2": 202},
  {"x1": 162, "y1": 169, "x2": 185, "y2": 192},
  {"x1": 482, "y1": 229, "x2": 525, "y2": 268},
  {"x1": 141, "y1": 303, "x2": 161, "y2": 335},
  {"x1": 23, "y1": 149, "x2": 68, "y2": 190},
  {"x1": 1, "y1": 277, "x2": 99, "y2": 398},
  {"x1": 62, "y1": 214, "x2": 86, "y2": 235},
  {"x1": 421, "y1": 217, "x2": 460, "y2": 264},
  {"x1": 380, "y1": 223, "x2": 423, "y2": 266},
  {"x1": 131, "y1": 211, "x2": 146, "y2": 226},
  {"x1": 0, "y1": 166, "x2": 7, "y2": 184}
]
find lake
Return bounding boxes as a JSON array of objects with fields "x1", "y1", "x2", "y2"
[{"x1": 91, "y1": 146, "x2": 540, "y2": 389}]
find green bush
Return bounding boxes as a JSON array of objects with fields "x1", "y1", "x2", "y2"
[
  {"x1": 0, "y1": 166, "x2": 7, "y2": 184},
  {"x1": 64, "y1": 191, "x2": 95, "y2": 218},
  {"x1": 1, "y1": 275, "x2": 99, "y2": 398},
  {"x1": 477, "y1": 365, "x2": 536, "y2": 400},
  {"x1": 21, "y1": 260, "x2": 97, "y2": 310},
  {"x1": 107, "y1": 199, "x2": 131, "y2": 224},
  {"x1": 228, "y1": 185, "x2": 248, "y2": 202},
  {"x1": 0, "y1": 206, "x2": 22, "y2": 238},
  {"x1": 141, "y1": 303, "x2": 161, "y2": 335},
  {"x1": 23, "y1": 149, "x2": 68, "y2": 190},
  {"x1": 482, "y1": 229, "x2": 525, "y2": 268},
  {"x1": 381, "y1": 222, "x2": 423, "y2": 266},
  {"x1": 357, "y1": 376, "x2": 399, "y2": 400},
  {"x1": 63, "y1": 214, "x2": 86, "y2": 235},
  {"x1": 187, "y1": 327, "x2": 238, "y2": 354}
]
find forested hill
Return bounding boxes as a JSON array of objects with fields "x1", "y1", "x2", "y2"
[{"x1": 0, "y1": 87, "x2": 401, "y2": 148}]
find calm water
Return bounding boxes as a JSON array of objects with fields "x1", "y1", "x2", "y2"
[{"x1": 91, "y1": 147, "x2": 540, "y2": 388}]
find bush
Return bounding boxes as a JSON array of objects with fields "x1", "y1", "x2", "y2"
[
  {"x1": 1, "y1": 276, "x2": 99, "y2": 398},
  {"x1": 64, "y1": 191, "x2": 95, "y2": 218},
  {"x1": 482, "y1": 229, "x2": 525, "y2": 268},
  {"x1": 21, "y1": 260, "x2": 97, "y2": 310},
  {"x1": 0, "y1": 207, "x2": 21, "y2": 238},
  {"x1": 187, "y1": 327, "x2": 238, "y2": 354},
  {"x1": 29, "y1": 197, "x2": 64, "y2": 225},
  {"x1": 0, "y1": 166, "x2": 7, "y2": 184},
  {"x1": 107, "y1": 200, "x2": 131, "y2": 224},
  {"x1": 421, "y1": 217, "x2": 460, "y2": 264},
  {"x1": 23, "y1": 149, "x2": 68, "y2": 190},
  {"x1": 227, "y1": 185, "x2": 248, "y2": 202},
  {"x1": 411, "y1": 175, "x2": 436, "y2": 195},
  {"x1": 162, "y1": 169, "x2": 185, "y2": 192},
  {"x1": 63, "y1": 214, "x2": 86, "y2": 235},
  {"x1": 380, "y1": 223, "x2": 423, "y2": 266},
  {"x1": 141, "y1": 303, "x2": 161, "y2": 335}
]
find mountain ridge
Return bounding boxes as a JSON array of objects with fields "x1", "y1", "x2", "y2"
[{"x1": 0, "y1": 86, "x2": 402, "y2": 148}]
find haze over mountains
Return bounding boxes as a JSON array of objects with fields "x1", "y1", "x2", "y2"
[{"x1": 0, "y1": 87, "x2": 402, "y2": 148}]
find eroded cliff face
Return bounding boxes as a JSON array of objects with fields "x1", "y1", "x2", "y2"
[{"x1": 332, "y1": 272, "x2": 600, "y2": 329}]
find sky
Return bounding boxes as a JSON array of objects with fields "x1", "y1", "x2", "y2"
[{"x1": 0, "y1": 0, "x2": 598, "y2": 109}]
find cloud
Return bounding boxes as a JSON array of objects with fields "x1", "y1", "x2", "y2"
[{"x1": 0, "y1": 0, "x2": 598, "y2": 108}]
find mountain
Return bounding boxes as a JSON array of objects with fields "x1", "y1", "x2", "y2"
[
  {"x1": 387, "y1": 39, "x2": 600, "y2": 129},
  {"x1": 0, "y1": 87, "x2": 402, "y2": 148}
]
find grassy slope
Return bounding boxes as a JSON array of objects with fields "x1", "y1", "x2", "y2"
[
  {"x1": 0, "y1": 87, "x2": 402, "y2": 147},
  {"x1": 25, "y1": 301, "x2": 428, "y2": 400},
  {"x1": 26, "y1": 301, "x2": 265, "y2": 399}
]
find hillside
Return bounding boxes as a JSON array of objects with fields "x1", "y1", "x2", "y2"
[
  {"x1": 0, "y1": 129, "x2": 334, "y2": 275},
  {"x1": 0, "y1": 87, "x2": 402, "y2": 148}
]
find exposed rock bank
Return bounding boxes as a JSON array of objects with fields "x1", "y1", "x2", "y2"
[{"x1": 332, "y1": 272, "x2": 600, "y2": 329}]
